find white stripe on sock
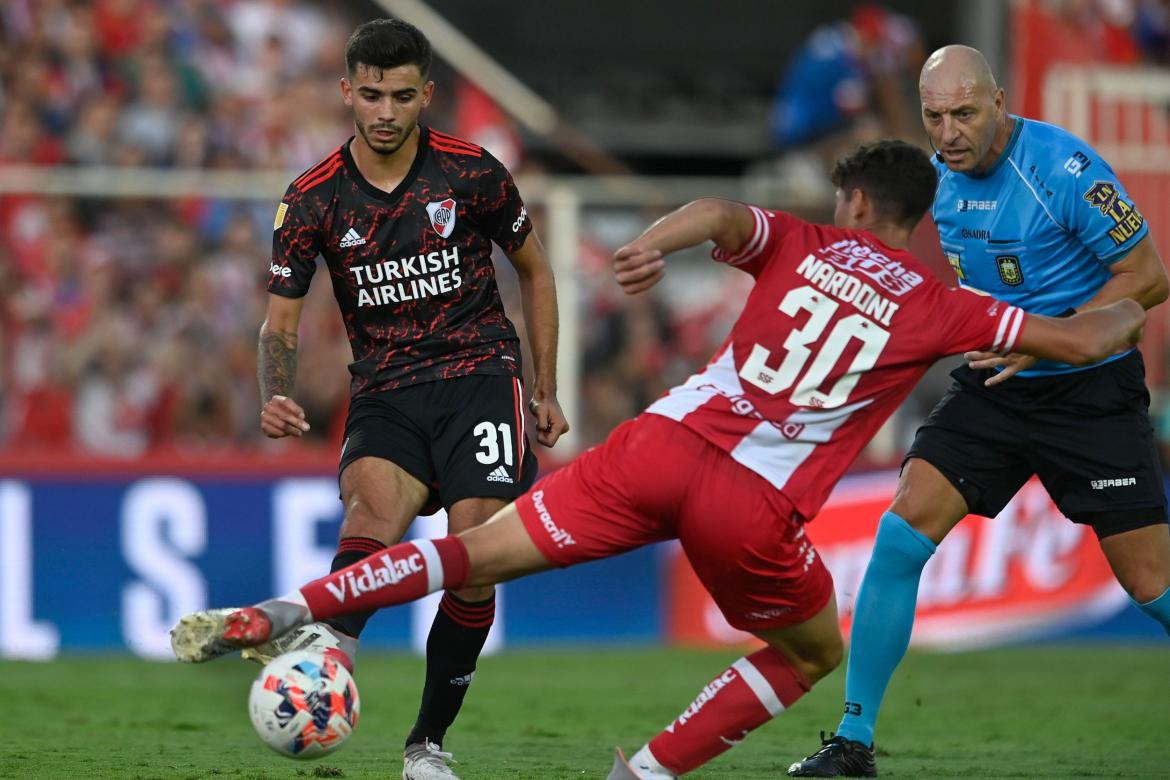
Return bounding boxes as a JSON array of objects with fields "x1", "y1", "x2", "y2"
[
  {"x1": 731, "y1": 657, "x2": 785, "y2": 716},
  {"x1": 414, "y1": 539, "x2": 444, "y2": 594}
]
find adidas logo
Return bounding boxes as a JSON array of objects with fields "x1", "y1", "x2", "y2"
[
  {"x1": 486, "y1": 465, "x2": 513, "y2": 484},
  {"x1": 339, "y1": 227, "x2": 366, "y2": 248}
]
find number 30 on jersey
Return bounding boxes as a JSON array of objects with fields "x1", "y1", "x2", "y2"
[{"x1": 738, "y1": 285, "x2": 890, "y2": 408}]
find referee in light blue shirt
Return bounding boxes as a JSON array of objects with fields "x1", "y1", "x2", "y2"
[{"x1": 790, "y1": 44, "x2": 1170, "y2": 778}]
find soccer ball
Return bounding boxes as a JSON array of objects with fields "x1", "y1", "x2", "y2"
[{"x1": 248, "y1": 650, "x2": 360, "y2": 759}]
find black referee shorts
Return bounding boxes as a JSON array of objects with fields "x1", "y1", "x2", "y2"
[
  {"x1": 339, "y1": 373, "x2": 538, "y2": 514},
  {"x1": 906, "y1": 351, "x2": 1167, "y2": 539}
]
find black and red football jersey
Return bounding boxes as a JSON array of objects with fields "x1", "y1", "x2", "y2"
[{"x1": 269, "y1": 126, "x2": 533, "y2": 397}]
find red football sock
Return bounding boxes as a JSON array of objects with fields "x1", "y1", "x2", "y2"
[
  {"x1": 300, "y1": 536, "x2": 470, "y2": 622},
  {"x1": 647, "y1": 646, "x2": 810, "y2": 774}
]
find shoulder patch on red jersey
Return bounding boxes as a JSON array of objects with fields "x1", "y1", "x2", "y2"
[
  {"x1": 428, "y1": 128, "x2": 482, "y2": 157},
  {"x1": 291, "y1": 149, "x2": 343, "y2": 192}
]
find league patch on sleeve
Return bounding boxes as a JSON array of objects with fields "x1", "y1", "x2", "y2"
[
  {"x1": 273, "y1": 202, "x2": 289, "y2": 230},
  {"x1": 1082, "y1": 181, "x2": 1144, "y2": 245}
]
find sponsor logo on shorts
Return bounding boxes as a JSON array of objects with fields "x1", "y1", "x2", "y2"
[
  {"x1": 449, "y1": 672, "x2": 475, "y2": 686},
  {"x1": 486, "y1": 465, "x2": 514, "y2": 484},
  {"x1": 324, "y1": 552, "x2": 423, "y2": 603},
  {"x1": 795, "y1": 526, "x2": 816, "y2": 572},
  {"x1": 744, "y1": 607, "x2": 793, "y2": 622},
  {"x1": 531, "y1": 490, "x2": 575, "y2": 548},
  {"x1": 1090, "y1": 477, "x2": 1136, "y2": 490}
]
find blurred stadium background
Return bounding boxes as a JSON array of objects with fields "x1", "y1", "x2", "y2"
[{"x1": 2, "y1": 0, "x2": 1169, "y2": 664}]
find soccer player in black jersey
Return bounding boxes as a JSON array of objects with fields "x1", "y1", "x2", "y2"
[{"x1": 255, "y1": 19, "x2": 568, "y2": 780}]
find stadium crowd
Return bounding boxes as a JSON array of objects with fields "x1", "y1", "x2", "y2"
[
  {"x1": 0, "y1": 0, "x2": 358, "y2": 456},
  {"x1": 0, "y1": 0, "x2": 751, "y2": 463},
  {"x1": 2, "y1": 0, "x2": 1170, "y2": 469}
]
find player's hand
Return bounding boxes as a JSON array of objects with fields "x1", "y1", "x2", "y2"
[
  {"x1": 260, "y1": 395, "x2": 311, "y2": 438},
  {"x1": 613, "y1": 245, "x2": 666, "y2": 295},
  {"x1": 962, "y1": 351, "x2": 1038, "y2": 386},
  {"x1": 528, "y1": 395, "x2": 569, "y2": 448}
]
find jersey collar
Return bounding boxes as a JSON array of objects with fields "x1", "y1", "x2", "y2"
[
  {"x1": 964, "y1": 115, "x2": 1022, "y2": 180},
  {"x1": 342, "y1": 126, "x2": 430, "y2": 204}
]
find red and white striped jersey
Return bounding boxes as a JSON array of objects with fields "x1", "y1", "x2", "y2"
[{"x1": 646, "y1": 207, "x2": 1024, "y2": 521}]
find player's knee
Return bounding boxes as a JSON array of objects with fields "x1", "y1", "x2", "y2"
[
  {"x1": 802, "y1": 639, "x2": 843, "y2": 684},
  {"x1": 339, "y1": 500, "x2": 403, "y2": 541},
  {"x1": 889, "y1": 462, "x2": 968, "y2": 542},
  {"x1": 1122, "y1": 569, "x2": 1170, "y2": 605},
  {"x1": 447, "y1": 497, "x2": 509, "y2": 535},
  {"x1": 887, "y1": 495, "x2": 961, "y2": 543},
  {"x1": 812, "y1": 631, "x2": 845, "y2": 679},
  {"x1": 772, "y1": 631, "x2": 843, "y2": 684}
]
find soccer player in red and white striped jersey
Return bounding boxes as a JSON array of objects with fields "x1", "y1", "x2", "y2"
[{"x1": 173, "y1": 141, "x2": 1142, "y2": 779}]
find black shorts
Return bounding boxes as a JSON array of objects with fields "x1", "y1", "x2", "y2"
[
  {"x1": 906, "y1": 351, "x2": 1167, "y2": 539},
  {"x1": 339, "y1": 374, "x2": 538, "y2": 514}
]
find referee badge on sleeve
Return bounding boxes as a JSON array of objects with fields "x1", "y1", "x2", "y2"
[{"x1": 995, "y1": 254, "x2": 1023, "y2": 286}]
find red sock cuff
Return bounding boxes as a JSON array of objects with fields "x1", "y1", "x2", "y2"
[
  {"x1": 432, "y1": 534, "x2": 470, "y2": 590},
  {"x1": 439, "y1": 591, "x2": 495, "y2": 628},
  {"x1": 337, "y1": 536, "x2": 387, "y2": 555}
]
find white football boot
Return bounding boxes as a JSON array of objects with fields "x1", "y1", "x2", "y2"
[
  {"x1": 402, "y1": 739, "x2": 461, "y2": 780},
  {"x1": 240, "y1": 621, "x2": 357, "y2": 673}
]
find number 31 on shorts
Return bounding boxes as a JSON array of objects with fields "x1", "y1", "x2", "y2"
[{"x1": 474, "y1": 421, "x2": 514, "y2": 466}]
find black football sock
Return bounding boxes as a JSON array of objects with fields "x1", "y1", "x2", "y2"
[
  {"x1": 405, "y1": 591, "x2": 495, "y2": 748},
  {"x1": 322, "y1": 536, "x2": 386, "y2": 638}
]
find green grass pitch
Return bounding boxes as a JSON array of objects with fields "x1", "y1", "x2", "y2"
[{"x1": 3, "y1": 645, "x2": 1166, "y2": 778}]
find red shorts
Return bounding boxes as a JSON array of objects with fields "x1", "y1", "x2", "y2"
[{"x1": 514, "y1": 414, "x2": 834, "y2": 631}]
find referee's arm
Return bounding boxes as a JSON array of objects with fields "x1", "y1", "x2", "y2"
[{"x1": 1073, "y1": 236, "x2": 1169, "y2": 314}]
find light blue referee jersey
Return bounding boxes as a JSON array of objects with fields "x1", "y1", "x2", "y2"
[{"x1": 932, "y1": 116, "x2": 1148, "y2": 375}]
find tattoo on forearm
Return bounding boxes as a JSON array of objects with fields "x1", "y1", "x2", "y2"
[{"x1": 258, "y1": 329, "x2": 298, "y2": 402}]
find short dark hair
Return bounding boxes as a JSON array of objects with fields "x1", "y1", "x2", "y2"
[
  {"x1": 830, "y1": 140, "x2": 937, "y2": 230},
  {"x1": 345, "y1": 19, "x2": 432, "y2": 78}
]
